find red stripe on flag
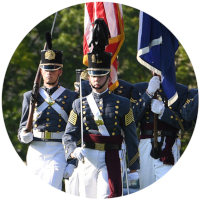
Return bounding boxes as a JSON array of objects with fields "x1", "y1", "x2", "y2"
[
  {"x1": 86, "y1": 2, "x2": 94, "y2": 24},
  {"x1": 96, "y1": 2, "x2": 108, "y2": 24}
]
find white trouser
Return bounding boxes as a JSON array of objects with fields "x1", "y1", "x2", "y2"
[
  {"x1": 26, "y1": 141, "x2": 67, "y2": 190},
  {"x1": 65, "y1": 165, "x2": 80, "y2": 196},
  {"x1": 78, "y1": 148, "x2": 110, "y2": 199},
  {"x1": 65, "y1": 150, "x2": 124, "y2": 197},
  {"x1": 139, "y1": 137, "x2": 180, "y2": 189}
]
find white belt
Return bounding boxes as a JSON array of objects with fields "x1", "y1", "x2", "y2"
[{"x1": 33, "y1": 130, "x2": 64, "y2": 140}]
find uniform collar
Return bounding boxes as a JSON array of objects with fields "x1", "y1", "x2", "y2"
[
  {"x1": 43, "y1": 83, "x2": 60, "y2": 95},
  {"x1": 92, "y1": 88, "x2": 110, "y2": 99}
]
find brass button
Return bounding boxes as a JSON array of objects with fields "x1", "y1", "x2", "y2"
[
  {"x1": 59, "y1": 119, "x2": 62, "y2": 122},
  {"x1": 115, "y1": 116, "x2": 117, "y2": 119},
  {"x1": 59, "y1": 114, "x2": 62, "y2": 116},
  {"x1": 159, "y1": 89, "x2": 162, "y2": 92},
  {"x1": 57, "y1": 131, "x2": 59, "y2": 133},
  {"x1": 112, "y1": 132, "x2": 115, "y2": 136},
  {"x1": 46, "y1": 124, "x2": 49, "y2": 127},
  {"x1": 61, "y1": 107, "x2": 64, "y2": 110},
  {"x1": 46, "y1": 118, "x2": 49, "y2": 121},
  {"x1": 48, "y1": 107, "x2": 51, "y2": 109},
  {"x1": 99, "y1": 107, "x2": 102, "y2": 110},
  {"x1": 47, "y1": 112, "x2": 50, "y2": 115},
  {"x1": 86, "y1": 127, "x2": 89, "y2": 130},
  {"x1": 170, "y1": 116, "x2": 173, "y2": 119},
  {"x1": 116, "y1": 100, "x2": 120, "y2": 103},
  {"x1": 115, "y1": 106, "x2": 119, "y2": 109},
  {"x1": 83, "y1": 111, "x2": 86, "y2": 114},
  {"x1": 99, "y1": 101, "x2": 103, "y2": 104},
  {"x1": 62, "y1": 101, "x2": 65, "y2": 104},
  {"x1": 83, "y1": 106, "x2": 85, "y2": 108},
  {"x1": 115, "y1": 111, "x2": 118, "y2": 114},
  {"x1": 64, "y1": 95, "x2": 67, "y2": 98},
  {"x1": 58, "y1": 125, "x2": 61, "y2": 128},
  {"x1": 139, "y1": 99, "x2": 142, "y2": 102},
  {"x1": 34, "y1": 124, "x2": 37, "y2": 127},
  {"x1": 115, "y1": 122, "x2": 117, "y2": 125}
]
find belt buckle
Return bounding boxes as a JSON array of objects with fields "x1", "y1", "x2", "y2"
[
  {"x1": 95, "y1": 143, "x2": 105, "y2": 151},
  {"x1": 44, "y1": 131, "x2": 51, "y2": 139}
]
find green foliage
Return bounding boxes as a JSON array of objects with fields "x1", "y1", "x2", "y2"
[{"x1": 2, "y1": 4, "x2": 197, "y2": 162}]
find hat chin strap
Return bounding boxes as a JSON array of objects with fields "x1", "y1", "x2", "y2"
[
  {"x1": 91, "y1": 75, "x2": 109, "y2": 90},
  {"x1": 46, "y1": 76, "x2": 60, "y2": 86}
]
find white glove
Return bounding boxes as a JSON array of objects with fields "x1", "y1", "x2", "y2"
[
  {"x1": 147, "y1": 76, "x2": 160, "y2": 96},
  {"x1": 63, "y1": 164, "x2": 75, "y2": 179},
  {"x1": 128, "y1": 171, "x2": 139, "y2": 186},
  {"x1": 151, "y1": 99, "x2": 165, "y2": 116},
  {"x1": 19, "y1": 129, "x2": 33, "y2": 144},
  {"x1": 73, "y1": 147, "x2": 86, "y2": 161}
]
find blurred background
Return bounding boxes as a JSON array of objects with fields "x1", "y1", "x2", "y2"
[{"x1": 2, "y1": 3, "x2": 197, "y2": 162}]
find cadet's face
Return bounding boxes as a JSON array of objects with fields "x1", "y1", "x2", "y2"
[
  {"x1": 41, "y1": 69, "x2": 62, "y2": 87},
  {"x1": 89, "y1": 75, "x2": 111, "y2": 93}
]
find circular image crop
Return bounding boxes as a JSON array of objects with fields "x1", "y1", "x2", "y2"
[{"x1": 1, "y1": 1, "x2": 198, "y2": 200}]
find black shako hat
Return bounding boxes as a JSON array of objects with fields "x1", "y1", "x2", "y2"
[
  {"x1": 87, "y1": 18, "x2": 112, "y2": 76},
  {"x1": 40, "y1": 31, "x2": 63, "y2": 71}
]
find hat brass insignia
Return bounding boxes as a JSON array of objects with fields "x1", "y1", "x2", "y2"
[
  {"x1": 91, "y1": 54, "x2": 102, "y2": 63},
  {"x1": 92, "y1": 54, "x2": 96, "y2": 63},
  {"x1": 45, "y1": 50, "x2": 55, "y2": 60}
]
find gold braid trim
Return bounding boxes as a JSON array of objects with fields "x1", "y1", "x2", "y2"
[
  {"x1": 125, "y1": 108, "x2": 135, "y2": 126},
  {"x1": 77, "y1": 139, "x2": 81, "y2": 146},
  {"x1": 171, "y1": 110, "x2": 185, "y2": 132},
  {"x1": 129, "y1": 151, "x2": 139, "y2": 167},
  {"x1": 130, "y1": 97, "x2": 137, "y2": 103},
  {"x1": 68, "y1": 110, "x2": 77, "y2": 125}
]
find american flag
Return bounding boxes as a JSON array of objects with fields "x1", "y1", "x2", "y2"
[{"x1": 83, "y1": 2, "x2": 124, "y2": 91}]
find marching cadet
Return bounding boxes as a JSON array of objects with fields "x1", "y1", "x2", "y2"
[
  {"x1": 131, "y1": 74, "x2": 192, "y2": 189},
  {"x1": 62, "y1": 18, "x2": 139, "y2": 198},
  {"x1": 181, "y1": 88, "x2": 198, "y2": 122},
  {"x1": 18, "y1": 32, "x2": 78, "y2": 190}
]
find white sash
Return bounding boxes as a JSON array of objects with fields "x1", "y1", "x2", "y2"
[
  {"x1": 86, "y1": 94, "x2": 109, "y2": 136},
  {"x1": 33, "y1": 86, "x2": 68, "y2": 122}
]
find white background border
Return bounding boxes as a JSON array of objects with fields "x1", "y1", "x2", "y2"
[{"x1": 1, "y1": 0, "x2": 199, "y2": 199}]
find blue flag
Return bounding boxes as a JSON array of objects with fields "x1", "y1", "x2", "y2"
[{"x1": 137, "y1": 11, "x2": 179, "y2": 106}]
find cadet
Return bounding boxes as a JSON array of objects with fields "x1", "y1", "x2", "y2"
[
  {"x1": 18, "y1": 32, "x2": 78, "y2": 190},
  {"x1": 62, "y1": 18, "x2": 139, "y2": 198},
  {"x1": 181, "y1": 88, "x2": 198, "y2": 122},
  {"x1": 131, "y1": 74, "x2": 192, "y2": 189}
]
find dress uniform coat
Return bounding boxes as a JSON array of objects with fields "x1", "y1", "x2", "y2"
[
  {"x1": 18, "y1": 84, "x2": 78, "y2": 190},
  {"x1": 65, "y1": 79, "x2": 136, "y2": 196},
  {"x1": 131, "y1": 82, "x2": 192, "y2": 189},
  {"x1": 62, "y1": 89, "x2": 139, "y2": 198},
  {"x1": 181, "y1": 88, "x2": 198, "y2": 122}
]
